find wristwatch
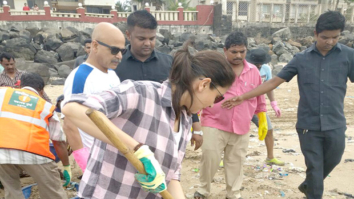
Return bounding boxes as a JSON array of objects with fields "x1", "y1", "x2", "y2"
[{"x1": 193, "y1": 131, "x2": 203, "y2": 136}]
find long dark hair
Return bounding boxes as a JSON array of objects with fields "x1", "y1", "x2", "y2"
[{"x1": 169, "y1": 46, "x2": 235, "y2": 120}]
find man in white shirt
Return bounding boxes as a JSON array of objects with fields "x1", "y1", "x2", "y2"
[{"x1": 63, "y1": 22, "x2": 125, "y2": 171}]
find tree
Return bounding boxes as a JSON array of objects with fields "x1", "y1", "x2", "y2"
[{"x1": 116, "y1": 0, "x2": 132, "y2": 12}]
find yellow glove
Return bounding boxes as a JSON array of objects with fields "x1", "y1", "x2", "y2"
[{"x1": 257, "y1": 112, "x2": 268, "y2": 141}]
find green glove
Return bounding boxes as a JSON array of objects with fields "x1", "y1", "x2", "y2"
[
  {"x1": 134, "y1": 145, "x2": 167, "y2": 194},
  {"x1": 257, "y1": 112, "x2": 268, "y2": 141},
  {"x1": 63, "y1": 165, "x2": 71, "y2": 187}
]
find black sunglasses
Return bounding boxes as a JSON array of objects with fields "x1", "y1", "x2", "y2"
[
  {"x1": 200, "y1": 78, "x2": 225, "y2": 104},
  {"x1": 96, "y1": 40, "x2": 127, "y2": 55}
]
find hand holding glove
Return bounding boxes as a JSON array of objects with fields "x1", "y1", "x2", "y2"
[
  {"x1": 72, "y1": 147, "x2": 90, "y2": 172},
  {"x1": 63, "y1": 165, "x2": 71, "y2": 187},
  {"x1": 134, "y1": 145, "x2": 167, "y2": 194},
  {"x1": 270, "y1": 101, "x2": 281, "y2": 117},
  {"x1": 257, "y1": 112, "x2": 268, "y2": 141}
]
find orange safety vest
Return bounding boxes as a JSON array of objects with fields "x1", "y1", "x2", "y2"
[{"x1": 0, "y1": 87, "x2": 56, "y2": 160}]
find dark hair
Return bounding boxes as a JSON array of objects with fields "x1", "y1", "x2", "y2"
[
  {"x1": 169, "y1": 46, "x2": 235, "y2": 120},
  {"x1": 84, "y1": 39, "x2": 92, "y2": 45},
  {"x1": 224, "y1": 31, "x2": 248, "y2": 49},
  {"x1": 127, "y1": 10, "x2": 157, "y2": 30},
  {"x1": 316, "y1": 11, "x2": 345, "y2": 34},
  {"x1": 20, "y1": 72, "x2": 45, "y2": 92},
  {"x1": 0, "y1": 53, "x2": 15, "y2": 62}
]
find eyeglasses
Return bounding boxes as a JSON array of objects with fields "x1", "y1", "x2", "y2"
[
  {"x1": 199, "y1": 78, "x2": 225, "y2": 104},
  {"x1": 210, "y1": 82, "x2": 225, "y2": 103},
  {"x1": 96, "y1": 40, "x2": 127, "y2": 55}
]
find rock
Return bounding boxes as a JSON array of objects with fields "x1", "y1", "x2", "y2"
[
  {"x1": 80, "y1": 28, "x2": 93, "y2": 37},
  {"x1": 342, "y1": 30, "x2": 350, "y2": 36},
  {"x1": 179, "y1": 32, "x2": 194, "y2": 43},
  {"x1": 290, "y1": 46, "x2": 300, "y2": 55},
  {"x1": 49, "y1": 68, "x2": 59, "y2": 77},
  {"x1": 56, "y1": 42, "x2": 81, "y2": 61},
  {"x1": 248, "y1": 37, "x2": 256, "y2": 47},
  {"x1": 298, "y1": 36, "x2": 314, "y2": 47},
  {"x1": 272, "y1": 41, "x2": 286, "y2": 55},
  {"x1": 25, "y1": 27, "x2": 40, "y2": 38},
  {"x1": 44, "y1": 35, "x2": 63, "y2": 51},
  {"x1": 31, "y1": 43, "x2": 42, "y2": 51},
  {"x1": 9, "y1": 26, "x2": 20, "y2": 32},
  {"x1": 2, "y1": 38, "x2": 36, "y2": 60},
  {"x1": 155, "y1": 39, "x2": 163, "y2": 48},
  {"x1": 58, "y1": 65, "x2": 72, "y2": 78},
  {"x1": 60, "y1": 28, "x2": 77, "y2": 42},
  {"x1": 272, "y1": 27, "x2": 292, "y2": 41},
  {"x1": 272, "y1": 64, "x2": 283, "y2": 77},
  {"x1": 19, "y1": 30, "x2": 31, "y2": 42},
  {"x1": 284, "y1": 42, "x2": 293, "y2": 50},
  {"x1": 51, "y1": 78, "x2": 66, "y2": 85},
  {"x1": 9, "y1": 31, "x2": 19, "y2": 39},
  {"x1": 278, "y1": 53, "x2": 293, "y2": 63},
  {"x1": 208, "y1": 35, "x2": 221, "y2": 43},
  {"x1": 258, "y1": 43, "x2": 270, "y2": 53},
  {"x1": 169, "y1": 49, "x2": 178, "y2": 57},
  {"x1": 76, "y1": 47, "x2": 86, "y2": 57},
  {"x1": 195, "y1": 41, "x2": 205, "y2": 51},
  {"x1": 159, "y1": 29, "x2": 172, "y2": 41},
  {"x1": 0, "y1": 31, "x2": 10, "y2": 42},
  {"x1": 16, "y1": 62, "x2": 50, "y2": 83},
  {"x1": 34, "y1": 50, "x2": 59, "y2": 64},
  {"x1": 156, "y1": 45, "x2": 172, "y2": 54},
  {"x1": 346, "y1": 33, "x2": 354, "y2": 41},
  {"x1": 156, "y1": 32, "x2": 165, "y2": 43},
  {"x1": 338, "y1": 36, "x2": 348, "y2": 44},
  {"x1": 288, "y1": 39, "x2": 302, "y2": 48},
  {"x1": 271, "y1": 54, "x2": 278, "y2": 66},
  {"x1": 300, "y1": 46, "x2": 307, "y2": 51},
  {"x1": 217, "y1": 43, "x2": 224, "y2": 48}
]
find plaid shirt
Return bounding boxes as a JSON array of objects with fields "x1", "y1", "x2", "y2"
[
  {"x1": 0, "y1": 70, "x2": 51, "y2": 102},
  {"x1": 0, "y1": 87, "x2": 65, "y2": 165},
  {"x1": 67, "y1": 80, "x2": 192, "y2": 199}
]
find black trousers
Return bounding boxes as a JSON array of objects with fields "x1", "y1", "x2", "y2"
[{"x1": 296, "y1": 127, "x2": 346, "y2": 199}]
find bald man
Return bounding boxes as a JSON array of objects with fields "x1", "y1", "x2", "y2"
[{"x1": 62, "y1": 22, "x2": 125, "y2": 171}]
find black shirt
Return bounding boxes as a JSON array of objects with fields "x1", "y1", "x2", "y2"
[
  {"x1": 277, "y1": 43, "x2": 354, "y2": 131},
  {"x1": 115, "y1": 45, "x2": 173, "y2": 83}
]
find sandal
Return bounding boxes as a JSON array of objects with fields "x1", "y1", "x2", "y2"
[{"x1": 194, "y1": 191, "x2": 206, "y2": 199}]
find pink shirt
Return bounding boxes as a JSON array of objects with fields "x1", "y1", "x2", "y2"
[{"x1": 201, "y1": 60, "x2": 266, "y2": 135}]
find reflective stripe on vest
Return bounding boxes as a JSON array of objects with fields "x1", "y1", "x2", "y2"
[{"x1": 0, "y1": 87, "x2": 55, "y2": 160}]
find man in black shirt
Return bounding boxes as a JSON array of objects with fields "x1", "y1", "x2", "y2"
[{"x1": 115, "y1": 10, "x2": 203, "y2": 150}]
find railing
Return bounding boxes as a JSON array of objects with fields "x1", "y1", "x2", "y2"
[
  {"x1": 51, "y1": 12, "x2": 81, "y2": 18},
  {"x1": 151, "y1": 11, "x2": 179, "y2": 21},
  {"x1": 10, "y1": 10, "x2": 45, "y2": 15},
  {"x1": 85, "y1": 13, "x2": 113, "y2": 18},
  {"x1": 184, "y1": 11, "x2": 198, "y2": 21},
  {"x1": 117, "y1": 12, "x2": 131, "y2": 18}
]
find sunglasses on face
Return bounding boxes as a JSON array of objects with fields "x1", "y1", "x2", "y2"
[
  {"x1": 199, "y1": 78, "x2": 225, "y2": 104},
  {"x1": 96, "y1": 40, "x2": 127, "y2": 55}
]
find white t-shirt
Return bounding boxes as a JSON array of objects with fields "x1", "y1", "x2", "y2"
[{"x1": 63, "y1": 62, "x2": 120, "y2": 149}]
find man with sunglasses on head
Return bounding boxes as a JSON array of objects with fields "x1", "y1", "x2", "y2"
[
  {"x1": 194, "y1": 32, "x2": 267, "y2": 199},
  {"x1": 62, "y1": 22, "x2": 124, "y2": 172},
  {"x1": 115, "y1": 10, "x2": 204, "y2": 150}
]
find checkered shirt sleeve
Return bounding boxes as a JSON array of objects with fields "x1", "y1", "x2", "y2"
[{"x1": 66, "y1": 80, "x2": 192, "y2": 199}]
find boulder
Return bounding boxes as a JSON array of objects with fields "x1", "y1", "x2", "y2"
[
  {"x1": 272, "y1": 41, "x2": 286, "y2": 55},
  {"x1": 156, "y1": 45, "x2": 172, "y2": 54},
  {"x1": 19, "y1": 30, "x2": 31, "y2": 42},
  {"x1": 247, "y1": 37, "x2": 256, "y2": 47},
  {"x1": 2, "y1": 38, "x2": 36, "y2": 60},
  {"x1": 290, "y1": 46, "x2": 300, "y2": 55},
  {"x1": 34, "y1": 50, "x2": 59, "y2": 64},
  {"x1": 49, "y1": 68, "x2": 59, "y2": 77},
  {"x1": 51, "y1": 78, "x2": 66, "y2": 85},
  {"x1": 60, "y1": 28, "x2": 78, "y2": 42},
  {"x1": 58, "y1": 65, "x2": 72, "y2": 78},
  {"x1": 9, "y1": 31, "x2": 19, "y2": 39},
  {"x1": 258, "y1": 43, "x2": 270, "y2": 53},
  {"x1": 278, "y1": 53, "x2": 293, "y2": 63},
  {"x1": 156, "y1": 32, "x2": 165, "y2": 43},
  {"x1": 288, "y1": 39, "x2": 302, "y2": 48},
  {"x1": 155, "y1": 39, "x2": 163, "y2": 48},
  {"x1": 284, "y1": 42, "x2": 293, "y2": 50},
  {"x1": 16, "y1": 62, "x2": 51, "y2": 83},
  {"x1": 44, "y1": 35, "x2": 63, "y2": 51},
  {"x1": 272, "y1": 27, "x2": 292, "y2": 41},
  {"x1": 56, "y1": 42, "x2": 81, "y2": 61},
  {"x1": 25, "y1": 27, "x2": 40, "y2": 38},
  {"x1": 0, "y1": 31, "x2": 10, "y2": 42},
  {"x1": 80, "y1": 28, "x2": 93, "y2": 37},
  {"x1": 300, "y1": 46, "x2": 307, "y2": 51},
  {"x1": 298, "y1": 36, "x2": 314, "y2": 47},
  {"x1": 179, "y1": 32, "x2": 194, "y2": 43},
  {"x1": 272, "y1": 65, "x2": 283, "y2": 77},
  {"x1": 270, "y1": 54, "x2": 278, "y2": 66}
]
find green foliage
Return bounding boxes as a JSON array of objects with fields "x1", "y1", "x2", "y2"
[
  {"x1": 116, "y1": 0, "x2": 132, "y2": 12},
  {"x1": 166, "y1": 0, "x2": 192, "y2": 10}
]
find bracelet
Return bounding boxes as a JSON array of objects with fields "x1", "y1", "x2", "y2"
[
  {"x1": 193, "y1": 131, "x2": 203, "y2": 136},
  {"x1": 133, "y1": 143, "x2": 144, "y2": 152}
]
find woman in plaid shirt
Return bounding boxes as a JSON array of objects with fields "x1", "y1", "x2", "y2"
[{"x1": 62, "y1": 46, "x2": 235, "y2": 199}]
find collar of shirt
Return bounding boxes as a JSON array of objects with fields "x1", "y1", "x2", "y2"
[
  {"x1": 124, "y1": 45, "x2": 159, "y2": 62},
  {"x1": 238, "y1": 60, "x2": 255, "y2": 77},
  {"x1": 308, "y1": 42, "x2": 342, "y2": 55},
  {"x1": 22, "y1": 86, "x2": 39, "y2": 95}
]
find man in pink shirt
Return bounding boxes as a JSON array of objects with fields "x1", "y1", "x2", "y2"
[{"x1": 194, "y1": 31, "x2": 267, "y2": 199}]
